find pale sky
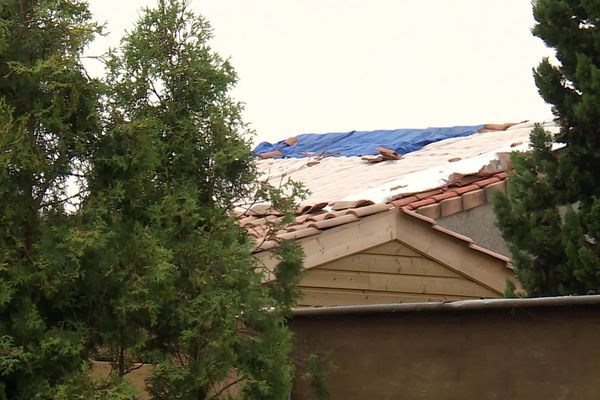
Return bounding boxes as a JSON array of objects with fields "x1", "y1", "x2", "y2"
[{"x1": 86, "y1": 0, "x2": 555, "y2": 144}]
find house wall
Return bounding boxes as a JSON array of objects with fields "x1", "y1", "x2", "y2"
[
  {"x1": 437, "y1": 203, "x2": 510, "y2": 257},
  {"x1": 290, "y1": 302, "x2": 600, "y2": 400},
  {"x1": 297, "y1": 240, "x2": 499, "y2": 307}
]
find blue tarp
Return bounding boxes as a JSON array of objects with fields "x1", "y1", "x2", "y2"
[{"x1": 254, "y1": 125, "x2": 485, "y2": 158}]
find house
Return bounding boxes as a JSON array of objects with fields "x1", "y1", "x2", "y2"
[{"x1": 240, "y1": 121, "x2": 560, "y2": 306}]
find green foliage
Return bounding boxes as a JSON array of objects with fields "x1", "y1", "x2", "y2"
[
  {"x1": 299, "y1": 351, "x2": 336, "y2": 400},
  {"x1": 0, "y1": 0, "x2": 306, "y2": 398},
  {"x1": 494, "y1": 1, "x2": 600, "y2": 296},
  {"x1": 84, "y1": 0, "x2": 306, "y2": 398},
  {"x1": 0, "y1": 0, "x2": 105, "y2": 397}
]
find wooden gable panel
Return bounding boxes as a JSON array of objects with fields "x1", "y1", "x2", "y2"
[
  {"x1": 322, "y1": 250, "x2": 460, "y2": 278},
  {"x1": 300, "y1": 268, "x2": 497, "y2": 298},
  {"x1": 362, "y1": 241, "x2": 422, "y2": 257},
  {"x1": 297, "y1": 239, "x2": 502, "y2": 306}
]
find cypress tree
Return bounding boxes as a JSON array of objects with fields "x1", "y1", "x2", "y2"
[
  {"x1": 81, "y1": 0, "x2": 306, "y2": 398},
  {"x1": 0, "y1": 1, "x2": 105, "y2": 397},
  {"x1": 495, "y1": 0, "x2": 600, "y2": 296}
]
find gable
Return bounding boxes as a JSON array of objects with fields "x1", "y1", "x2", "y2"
[{"x1": 297, "y1": 240, "x2": 499, "y2": 307}]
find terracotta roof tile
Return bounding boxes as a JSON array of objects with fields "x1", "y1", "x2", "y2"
[
  {"x1": 255, "y1": 240, "x2": 279, "y2": 251},
  {"x1": 414, "y1": 189, "x2": 443, "y2": 200},
  {"x1": 431, "y1": 192, "x2": 458, "y2": 202},
  {"x1": 347, "y1": 203, "x2": 393, "y2": 217},
  {"x1": 390, "y1": 195, "x2": 419, "y2": 207},
  {"x1": 330, "y1": 201, "x2": 354, "y2": 211},
  {"x1": 258, "y1": 151, "x2": 283, "y2": 159},
  {"x1": 306, "y1": 212, "x2": 336, "y2": 222},
  {"x1": 285, "y1": 223, "x2": 313, "y2": 232},
  {"x1": 451, "y1": 184, "x2": 480, "y2": 195},
  {"x1": 408, "y1": 198, "x2": 437, "y2": 208},
  {"x1": 350, "y1": 199, "x2": 375, "y2": 208},
  {"x1": 276, "y1": 227, "x2": 321, "y2": 241},
  {"x1": 298, "y1": 202, "x2": 328, "y2": 215},
  {"x1": 308, "y1": 214, "x2": 360, "y2": 229},
  {"x1": 289, "y1": 214, "x2": 311, "y2": 225},
  {"x1": 495, "y1": 171, "x2": 508, "y2": 179},
  {"x1": 239, "y1": 215, "x2": 259, "y2": 227},
  {"x1": 474, "y1": 176, "x2": 501, "y2": 188},
  {"x1": 248, "y1": 204, "x2": 277, "y2": 216}
]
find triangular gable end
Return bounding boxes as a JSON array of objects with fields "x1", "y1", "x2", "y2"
[{"x1": 256, "y1": 208, "x2": 519, "y2": 307}]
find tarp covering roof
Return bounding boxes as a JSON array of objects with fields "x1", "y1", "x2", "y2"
[{"x1": 254, "y1": 125, "x2": 485, "y2": 158}]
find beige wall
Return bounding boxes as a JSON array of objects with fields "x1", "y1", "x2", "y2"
[{"x1": 290, "y1": 302, "x2": 600, "y2": 399}]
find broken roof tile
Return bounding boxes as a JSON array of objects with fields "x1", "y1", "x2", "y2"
[{"x1": 350, "y1": 199, "x2": 375, "y2": 208}]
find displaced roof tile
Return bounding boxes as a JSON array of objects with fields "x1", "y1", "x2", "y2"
[
  {"x1": 249, "y1": 204, "x2": 276, "y2": 216},
  {"x1": 258, "y1": 151, "x2": 283, "y2": 159},
  {"x1": 351, "y1": 199, "x2": 375, "y2": 208},
  {"x1": 298, "y1": 202, "x2": 328, "y2": 215},
  {"x1": 330, "y1": 201, "x2": 354, "y2": 211}
]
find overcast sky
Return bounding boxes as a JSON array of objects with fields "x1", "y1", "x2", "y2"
[{"x1": 86, "y1": 0, "x2": 555, "y2": 144}]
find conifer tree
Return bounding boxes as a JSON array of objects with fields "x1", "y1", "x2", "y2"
[
  {"x1": 0, "y1": 0, "x2": 305, "y2": 398},
  {"x1": 80, "y1": 0, "x2": 306, "y2": 398},
  {"x1": 0, "y1": 1, "x2": 108, "y2": 397},
  {"x1": 495, "y1": 0, "x2": 600, "y2": 296}
]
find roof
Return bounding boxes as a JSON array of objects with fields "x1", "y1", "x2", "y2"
[
  {"x1": 253, "y1": 120, "x2": 559, "y2": 205},
  {"x1": 240, "y1": 120, "x2": 558, "y2": 272},
  {"x1": 243, "y1": 200, "x2": 510, "y2": 265}
]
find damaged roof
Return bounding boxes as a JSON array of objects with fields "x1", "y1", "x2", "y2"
[
  {"x1": 240, "y1": 120, "x2": 559, "y2": 259},
  {"x1": 253, "y1": 120, "x2": 559, "y2": 205}
]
